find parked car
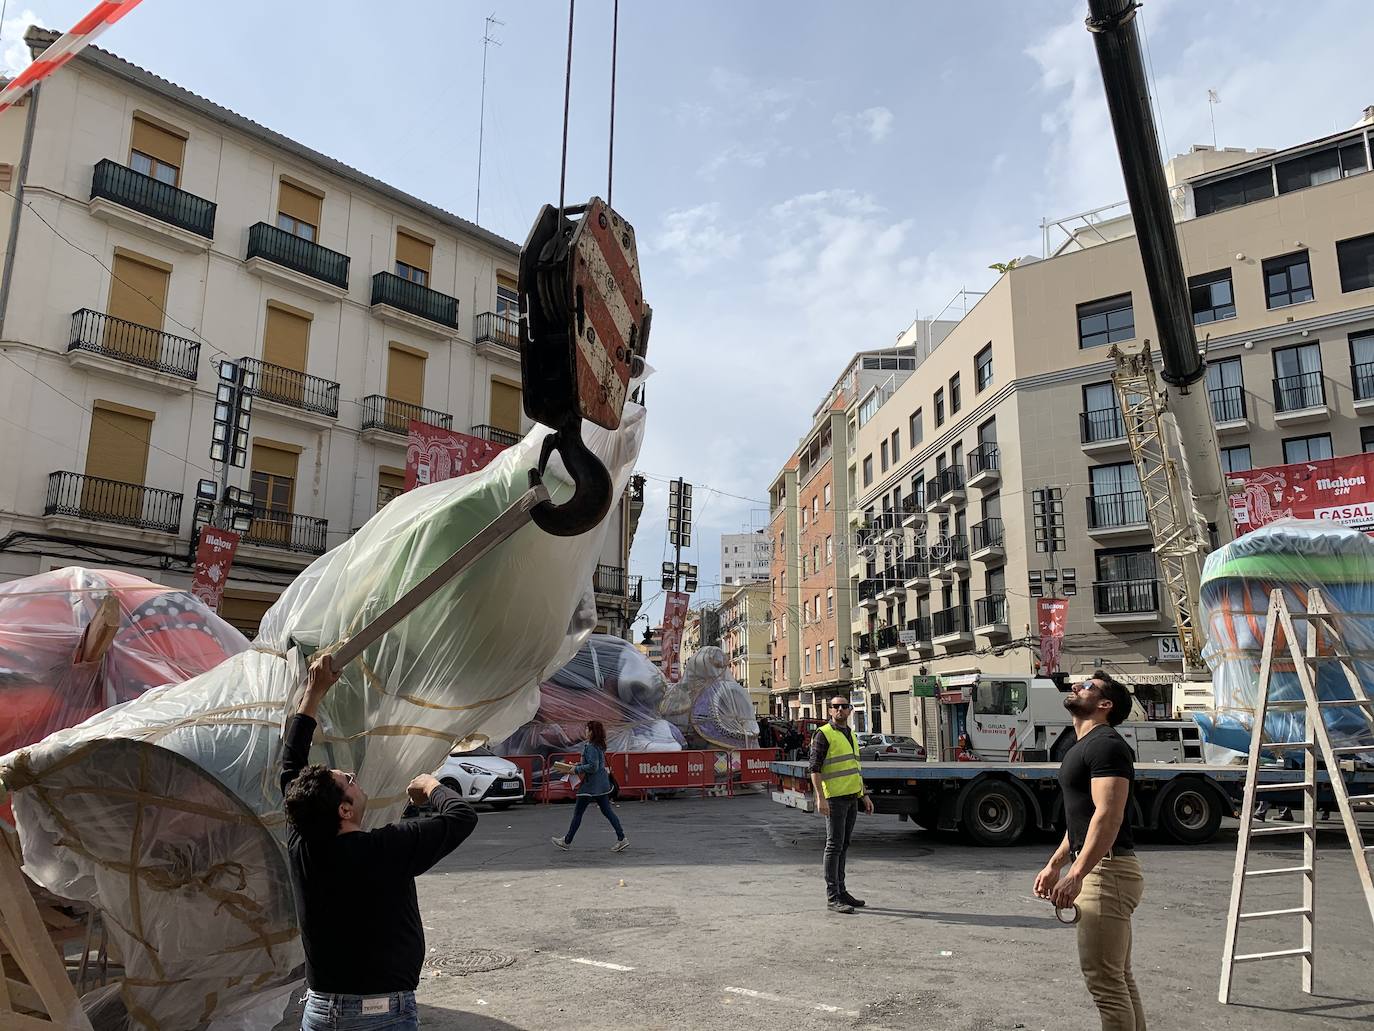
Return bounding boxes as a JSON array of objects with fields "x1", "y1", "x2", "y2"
[
  {"x1": 433, "y1": 746, "x2": 527, "y2": 808},
  {"x1": 858, "y1": 734, "x2": 926, "y2": 762}
]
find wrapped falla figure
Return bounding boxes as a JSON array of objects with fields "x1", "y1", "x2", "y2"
[{"x1": 662, "y1": 645, "x2": 761, "y2": 750}]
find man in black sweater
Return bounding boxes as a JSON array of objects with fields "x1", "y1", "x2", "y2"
[{"x1": 281, "y1": 658, "x2": 478, "y2": 1030}]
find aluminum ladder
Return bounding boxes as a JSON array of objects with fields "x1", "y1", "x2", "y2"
[{"x1": 1218, "y1": 588, "x2": 1374, "y2": 1003}]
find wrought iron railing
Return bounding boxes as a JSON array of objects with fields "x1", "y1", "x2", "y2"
[
  {"x1": 898, "y1": 556, "x2": 930, "y2": 581},
  {"x1": 371, "y1": 271, "x2": 460, "y2": 329},
  {"x1": 967, "y1": 442, "x2": 999, "y2": 478},
  {"x1": 1080, "y1": 406, "x2": 1125, "y2": 443},
  {"x1": 933, "y1": 533, "x2": 969, "y2": 563},
  {"x1": 246, "y1": 221, "x2": 350, "y2": 289},
  {"x1": 975, "y1": 594, "x2": 1008, "y2": 628},
  {"x1": 68, "y1": 308, "x2": 200, "y2": 380},
  {"x1": 906, "y1": 616, "x2": 931, "y2": 643},
  {"x1": 475, "y1": 311, "x2": 520, "y2": 351},
  {"x1": 361, "y1": 395, "x2": 452, "y2": 435},
  {"x1": 858, "y1": 631, "x2": 877, "y2": 655},
  {"x1": 902, "y1": 488, "x2": 925, "y2": 516},
  {"x1": 858, "y1": 578, "x2": 879, "y2": 603},
  {"x1": 594, "y1": 563, "x2": 631, "y2": 597},
  {"x1": 90, "y1": 159, "x2": 216, "y2": 238},
  {"x1": 1087, "y1": 490, "x2": 1147, "y2": 529},
  {"x1": 1353, "y1": 362, "x2": 1374, "y2": 403},
  {"x1": 876, "y1": 511, "x2": 898, "y2": 532},
  {"x1": 938, "y1": 466, "x2": 965, "y2": 498},
  {"x1": 932, "y1": 605, "x2": 971, "y2": 638},
  {"x1": 240, "y1": 357, "x2": 339, "y2": 417},
  {"x1": 629, "y1": 576, "x2": 643, "y2": 605},
  {"x1": 45, "y1": 471, "x2": 182, "y2": 533},
  {"x1": 876, "y1": 625, "x2": 905, "y2": 651},
  {"x1": 1208, "y1": 384, "x2": 1247, "y2": 423},
  {"x1": 471, "y1": 424, "x2": 520, "y2": 447},
  {"x1": 1272, "y1": 371, "x2": 1325, "y2": 413},
  {"x1": 1093, "y1": 578, "x2": 1159, "y2": 615},
  {"x1": 243, "y1": 505, "x2": 328, "y2": 555},
  {"x1": 971, "y1": 518, "x2": 1004, "y2": 552}
]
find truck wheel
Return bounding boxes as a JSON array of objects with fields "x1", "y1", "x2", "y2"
[
  {"x1": 961, "y1": 780, "x2": 1028, "y2": 846},
  {"x1": 1158, "y1": 781, "x2": 1222, "y2": 845}
]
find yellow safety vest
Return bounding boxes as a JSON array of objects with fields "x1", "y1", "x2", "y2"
[{"x1": 817, "y1": 724, "x2": 864, "y2": 799}]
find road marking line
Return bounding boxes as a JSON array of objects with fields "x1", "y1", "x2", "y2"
[
  {"x1": 722, "y1": 986, "x2": 859, "y2": 1018},
  {"x1": 560, "y1": 956, "x2": 635, "y2": 972}
]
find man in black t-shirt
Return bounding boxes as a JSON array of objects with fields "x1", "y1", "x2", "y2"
[
  {"x1": 1034, "y1": 670, "x2": 1145, "y2": 1031},
  {"x1": 281, "y1": 658, "x2": 478, "y2": 1030}
]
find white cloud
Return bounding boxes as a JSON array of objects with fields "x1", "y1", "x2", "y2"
[
  {"x1": 698, "y1": 141, "x2": 780, "y2": 180},
  {"x1": 2, "y1": 9, "x2": 43, "y2": 78},
  {"x1": 651, "y1": 202, "x2": 743, "y2": 276},
  {"x1": 834, "y1": 106, "x2": 894, "y2": 144}
]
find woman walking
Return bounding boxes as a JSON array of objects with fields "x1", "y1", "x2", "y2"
[{"x1": 552, "y1": 721, "x2": 629, "y2": 852}]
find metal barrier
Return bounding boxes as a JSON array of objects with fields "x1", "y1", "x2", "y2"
[{"x1": 503, "y1": 748, "x2": 782, "y2": 802}]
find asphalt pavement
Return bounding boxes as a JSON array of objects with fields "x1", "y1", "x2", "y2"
[{"x1": 311, "y1": 792, "x2": 1374, "y2": 1030}]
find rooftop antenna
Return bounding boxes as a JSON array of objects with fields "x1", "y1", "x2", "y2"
[
  {"x1": 475, "y1": 12, "x2": 504, "y2": 224},
  {"x1": 1207, "y1": 89, "x2": 1220, "y2": 148}
]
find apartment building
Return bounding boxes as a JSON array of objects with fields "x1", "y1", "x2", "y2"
[
  {"x1": 0, "y1": 29, "x2": 640, "y2": 637},
  {"x1": 719, "y1": 581, "x2": 770, "y2": 710},
  {"x1": 720, "y1": 530, "x2": 770, "y2": 586},
  {"x1": 848, "y1": 111, "x2": 1374, "y2": 753},
  {"x1": 681, "y1": 600, "x2": 721, "y2": 666}
]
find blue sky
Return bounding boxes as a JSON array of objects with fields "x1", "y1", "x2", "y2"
[{"x1": 6, "y1": 1, "x2": 1374, "y2": 631}]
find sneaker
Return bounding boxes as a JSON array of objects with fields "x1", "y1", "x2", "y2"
[
  {"x1": 551, "y1": 836, "x2": 570, "y2": 850},
  {"x1": 611, "y1": 838, "x2": 630, "y2": 853},
  {"x1": 826, "y1": 900, "x2": 855, "y2": 914},
  {"x1": 841, "y1": 894, "x2": 866, "y2": 908}
]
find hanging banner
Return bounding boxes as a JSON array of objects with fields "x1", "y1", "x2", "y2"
[
  {"x1": 404, "y1": 421, "x2": 508, "y2": 490},
  {"x1": 1037, "y1": 597, "x2": 1069, "y2": 675},
  {"x1": 0, "y1": 0, "x2": 146, "y2": 113},
  {"x1": 190, "y1": 527, "x2": 240, "y2": 611},
  {"x1": 1228, "y1": 453, "x2": 1374, "y2": 534},
  {"x1": 660, "y1": 591, "x2": 690, "y2": 683}
]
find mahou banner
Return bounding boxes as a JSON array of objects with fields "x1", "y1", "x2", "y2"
[
  {"x1": 190, "y1": 527, "x2": 240, "y2": 610},
  {"x1": 1228, "y1": 452, "x2": 1374, "y2": 534},
  {"x1": 660, "y1": 591, "x2": 690, "y2": 683},
  {"x1": 404, "y1": 420, "x2": 509, "y2": 490},
  {"x1": 1037, "y1": 597, "x2": 1069, "y2": 675}
]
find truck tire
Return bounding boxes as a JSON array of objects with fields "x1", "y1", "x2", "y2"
[
  {"x1": 1158, "y1": 780, "x2": 1223, "y2": 845},
  {"x1": 961, "y1": 779, "x2": 1029, "y2": 846}
]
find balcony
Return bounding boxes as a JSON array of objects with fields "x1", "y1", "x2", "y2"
[
  {"x1": 471, "y1": 423, "x2": 521, "y2": 447},
  {"x1": 241, "y1": 357, "x2": 339, "y2": 420},
  {"x1": 44, "y1": 471, "x2": 182, "y2": 536},
  {"x1": 88, "y1": 159, "x2": 216, "y2": 249},
  {"x1": 966, "y1": 443, "x2": 1000, "y2": 489},
  {"x1": 1086, "y1": 491, "x2": 1149, "y2": 536},
  {"x1": 858, "y1": 578, "x2": 880, "y2": 610},
  {"x1": 1272, "y1": 372, "x2": 1328, "y2": 425},
  {"x1": 1208, "y1": 385, "x2": 1249, "y2": 432},
  {"x1": 594, "y1": 563, "x2": 636, "y2": 598},
  {"x1": 245, "y1": 222, "x2": 350, "y2": 298},
  {"x1": 905, "y1": 616, "x2": 933, "y2": 653},
  {"x1": 877, "y1": 510, "x2": 901, "y2": 540},
  {"x1": 1080, "y1": 407, "x2": 1127, "y2": 451},
  {"x1": 371, "y1": 272, "x2": 460, "y2": 338},
  {"x1": 974, "y1": 594, "x2": 1010, "y2": 638},
  {"x1": 901, "y1": 489, "x2": 927, "y2": 529},
  {"x1": 878, "y1": 566, "x2": 902, "y2": 599},
  {"x1": 900, "y1": 555, "x2": 931, "y2": 592},
  {"x1": 243, "y1": 506, "x2": 328, "y2": 555},
  {"x1": 67, "y1": 308, "x2": 199, "y2": 388},
  {"x1": 475, "y1": 312, "x2": 521, "y2": 361},
  {"x1": 970, "y1": 517, "x2": 1005, "y2": 563},
  {"x1": 933, "y1": 467, "x2": 965, "y2": 509},
  {"x1": 876, "y1": 624, "x2": 907, "y2": 658},
  {"x1": 931, "y1": 533, "x2": 969, "y2": 575},
  {"x1": 1093, "y1": 578, "x2": 1160, "y2": 623},
  {"x1": 1353, "y1": 362, "x2": 1374, "y2": 413},
  {"x1": 858, "y1": 632, "x2": 878, "y2": 659},
  {"x1": 361, "y1": 395, "x2": 453, "y2": 439},
  {"x1": 932, "y1": 605, "x2": 973, "y2": 648}
]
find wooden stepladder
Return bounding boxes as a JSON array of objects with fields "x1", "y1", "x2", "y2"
[{"x1": 1219, "y1": 588, "x2": 1374, "y2": 1004}]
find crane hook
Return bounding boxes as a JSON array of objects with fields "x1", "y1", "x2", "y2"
[{"x1": 528, "y1": 417, "x2": 613, "y2": 537}]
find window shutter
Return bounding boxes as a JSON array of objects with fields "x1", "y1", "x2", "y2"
[
  {"x1": 84, "y1": 402, "x2": 153, "y2": 485},
  {"x1": 107, "y1": 252, "x2": 170, "y2": 331},
  {"x1": 130, "y1": 117, "x2": 186, "y2": 172},
  {"x1": 387, "y1": 345, "x2": 427, "y2": 405},
  {"x1": 489, "y1": 380, "x2": 522, "y2": 433},
  {"x1": 262, "y1": 304, "x2": 311, "y2": 372},
  {"x1": 277, "y1": 180, "x2": 322, "y2": 229},
  {"x1": 251, "y1": 441, "x2": 299, "y2": 479},
  {"x1": 395, "y1": 230, "x2": 433, "y2": 273}
]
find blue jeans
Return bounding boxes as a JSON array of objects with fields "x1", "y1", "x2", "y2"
[
  {"x1": 301, "y1": 991, "x2": 418, "y2": 1030},
  {"x1": 563, "y1": 793, "x2": 624, "y2": 843}
]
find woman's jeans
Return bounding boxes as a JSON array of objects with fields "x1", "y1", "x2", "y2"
[{"x1": 563, "y1": 793, "x2": 624, "y2": 843}]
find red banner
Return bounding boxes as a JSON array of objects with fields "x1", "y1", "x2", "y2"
[
  {"x1": 190, "y1": 527, "x2": 240, "y2": 611},
  {"x1": 404, "y1": 420, "x2": 508, "y2": 490},
  {"x1": 1228, "y1": 452, "x2": 1374, "y2": 534},
  {"x1": 659, "y1": 591, "x2": 690, "y2": 683},
  {"x1": 621, "y1": 750, "x2": 713, "y2": 790},
  {"x1": 736, "y1": 748, "x2": 780, "y2": 784},
  {"x1": 1037, "y1": 597, "x2": 1069, "y2": 675}
]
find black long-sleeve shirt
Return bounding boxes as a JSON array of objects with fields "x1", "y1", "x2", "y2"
[{"x1": 279, "y1": 713, "x2": 478, "y2": 994}]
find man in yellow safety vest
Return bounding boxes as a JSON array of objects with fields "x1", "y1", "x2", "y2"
[{"x1": 809, "y1": 695, "x2": 874, "y2": 913}]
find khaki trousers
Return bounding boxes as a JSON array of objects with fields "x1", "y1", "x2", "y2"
[{"x1": 1076, "y1": 854, "x2": 1146, "y2": 1030}]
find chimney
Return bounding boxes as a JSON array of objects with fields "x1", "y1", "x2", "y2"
[{"x1": 1363, "y1": 105, "x2": 1374, "y2": 127}]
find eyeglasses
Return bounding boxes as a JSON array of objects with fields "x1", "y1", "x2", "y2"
[
  {"x1": 1074, "y1": 680, "x2": 1102, "y2": 694},
  {"x1": 343, "y1": 772, "x2": 356, "y2": 786},
  {"x1": 830, "y1": 702, "x2": 852, "y2": 710}
]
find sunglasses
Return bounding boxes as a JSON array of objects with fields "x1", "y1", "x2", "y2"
[
  {"x1": 342, "y1": 772, "x2": 357, "y2": 787},
  {"x1": 1074, "y1": 680, "x2": 1102, "y2": 693},
  {"x1": 831, "y1": 702, "x2": 853, "y2": 710}
]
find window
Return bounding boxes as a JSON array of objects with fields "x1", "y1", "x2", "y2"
[
  {"x1": 823, "y1": 483, "x2": 832, "y2": 509},
  {"x1": 1206, "y1": 358, "x2": 1245, "y2": 423},
  {"x1": 1363, "y1": 427, "x2": 1374, "y2": 454},
  {"x1": 858, "y1": 391, "x2": 882, "y2": 426},
  {"x1": 1354, "y1": 332, "x2": 1374, "y2": 401},
  {"x1": 909, "y1": 408, "x2": 923, "y2": 448},
  {"x1": 1277, "y1": 142, "x2": 1368, "y2": 194},
  {"x1": 814, "y1": 594, "x2": 821, "y2": 621},
  {"x1": 826, "y1": 588, "x2": 834, "y2": 616},
  {"x1": 1273, "y1": 343, "x2": 1323, "y2": 412},
  {"x1": 934, "y1": 388, "x2": 945, "y2": 427},
  {"x1": 825, "y1": 535, "x2": 833, "y2": 564},
  {"x1": 377, "y1": 467, "x2": 405, "y2": 509},
  {"x1": 250, "y1": 439, "x2": 301, "y2": 542},
  {"x1": 276, "y1": 180, "x2": 322, "y2": 242},
  {"x1": 1077, "y1": 294, "x2": 1134, "y2": 349},
  {"x1": 1337, "y1": 232, "x2": 1374, "y2": 294},
  {"x1": 801, "y1": 554, "x2": 808, "y2": 577},
  {"x1": 863, "y1": 455, "x2": 873, "y2": 486},
  {"x1": 1194, "y1": 166, "x2": 1273, "y2": 216},
  {"x1": 803, "y1": 600, "x2": 811, "y2": 624},
  {"x1": 812, "y1": 496, "x2": 819, "y2": 518},
  {"x1": 1283, "y1": 433, "x2": 1333, "y2": 464},
  {"x1": 84, "y1": 401, "x2": 154, "y2": 519},
  {"x1": 1189, "y1": 269, "x2": 1236, "y2": 324},
  {"x1": 949, "y1": 372, "x2": 962, "y2": 414},
  {"x1": 891, "y1": 429, "x2": 900, "y2": 464},
  {"x1": 1090, "y1": 461, "x2": 1140, "y2": 496},
  {"x1": 801, "y1": 507, "x2": 808, "y2": 530},
  {"x1": 496, "y1": 273, "x2": 520, "y2": 317},
  {"x1": 911, "y1": 473, "x2": 925, "y2": 509},
  {"x1": 395, "y1": 230, "x2": 433, "y2": 286},
  {"x1": 828, "y1": 640, "x2": 836, "y2": 670},
  {"x1": 1264, "y1": 251, "x2": 1313, "y2": 309},
  {"x1": 975, "y1": 343, "x2": 993, "y2": 392},
  {"x1": 804, "y1": 651, "x2": 811, "y2": 675},
  {"x1": 129, "y1": 116, "x2": 185, "y2": 186},
  {"x1": 880, "y1": 439, "x2": 889, "y2": 472},
  {"x1": 107, "y1": 250, "x2": 171, "y2": 342},
  {"x1": 1221, "y1": 446, "x2": 1252, "y2": 474},
  {"x1": 1096, "y1": 548, "x2": 1155, "y2": 583},
  {"x1": 812, "y1": 545, "x2": 819, "y2": 571},
  {"x1": 974, "y1": 679, "x2": 1029, "y2": 717},
  {"x1": 814, "y1": 644, "x2": 822, "y2": 673}
]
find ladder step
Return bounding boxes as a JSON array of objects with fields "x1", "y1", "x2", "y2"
[
  {"x1": 1238, "y1": 907, "x2": 1313, "y2": 921},
  {"x1": 1302, "y1": 652, "x2": 1356, "y2": 662},
  {"x1": 1262, "y1": 741, "x2": 1314, "y2": 750},
  {"x1": 1331, "y1": 745, "x2": 1374, "y2": 755},
  {"x1": 1346, "y1": 794, "x2": 1374, "y2": 805},
  {"x1": 1252, "y1": 781, "x2": 1313, "y2": 793},
  {"x1": 1267, "y1": 699, "x2": 1372, "y2": 711},
  {"x1": 1244, "y1": 865, "x2": 1313, "y2": 878},
  {"x1": 1233, "y1": 947, "x2": 1313, "y2": 963},
  {"x1": 1249, "y1": 823, "x2": 1315, "y2": 836}
]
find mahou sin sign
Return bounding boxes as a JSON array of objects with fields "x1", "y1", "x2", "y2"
[{"x1": 1228, "y1": 452, "x2": 1374, "y2": 534}]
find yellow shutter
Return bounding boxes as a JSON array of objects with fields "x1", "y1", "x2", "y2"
[
  {"x1": 489, "y1": 379, "x2": 522, "y2": 434},
  {"x1": 84, "y1": 403, "x2": 153, "y2": 485},
  {"x1": 251, "y1": 441, "x2": 299, "y2": 479},
  {"x1": 277, "y1": 180, "x2": 322, "y2": 230},
  {"x1": 377, "y1": 466, "x2": 405, "y2": 509},
  {"x1": 107, "y1": 252, "x2": 170, "y2": 331},
  {"x1": 387, "y1": 345, "x2": 426, "y2": 406},
  {"x1": 262, "y1": 304, "x2": 310, "y2": 371},
  {"x1": 130, "y1": 117, "x2": 186, "y2": 173},
  {"x1": 395, "y1": 231, "x2": 433, "y2": 274},
  {"x1": 496, "y1": 272, "x2": 517, "y2": 292},
  {"x1": 219, "y1": 590, "x2": 275, "y2": 638}
]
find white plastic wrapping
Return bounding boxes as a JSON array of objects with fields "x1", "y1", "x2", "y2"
[
  {"x1": 1, "y1": 404, "x2": 645, "y2": 1029},
  {"x1": 662, "y1": 646, "x2": 759, "y2": 750}
]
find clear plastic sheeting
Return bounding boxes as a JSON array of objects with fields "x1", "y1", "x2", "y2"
[
  {"x1": 1197, "y1": 519, "x2": 1374, "y2": 761},
  {"x1": 663, "y1": 646, "x2": 759, "y2": 750},
  {"x1": 1, "y1": 404, "x2": 645, "y2": 1029}
]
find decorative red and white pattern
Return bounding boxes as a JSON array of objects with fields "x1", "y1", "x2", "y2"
[
  {"x1": 0, "y1": 0, "x2": 145, "y2": 113},
  {"x1": 570, "y1": 198, "x2": 643, "y2": 431}
]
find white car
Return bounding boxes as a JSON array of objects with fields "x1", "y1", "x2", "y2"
[{"x1": 434, "y1": 746, "x2": 526, "y2": 808}]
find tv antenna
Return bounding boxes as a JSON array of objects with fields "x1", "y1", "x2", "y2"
[{"x1": 475, "y1": 12, "x2": 505, "y2": 224}]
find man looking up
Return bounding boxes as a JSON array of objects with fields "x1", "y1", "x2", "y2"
[
  {"x1": 281, "y1": 657, "x2": 479, "y2": 1030},
  {"x1": 809, "y1": 695, "x2": 873, "y2": 913}
]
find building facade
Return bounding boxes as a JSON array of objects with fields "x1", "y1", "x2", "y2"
[
  {"x1": 719, "y1": 582, "x2": 770, "y2": 711},
  {"x1": 846, "y1": 115, "x2": 1374, "y2": 754},
  {"x1": 719, "y1": 530, "x2": 770, "y2": 586}
]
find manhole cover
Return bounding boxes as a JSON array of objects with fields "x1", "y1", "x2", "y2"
[
  {"x1": 573, "y1": 905, "x2": 678, "y2": 929},
  {"x1": 425, "y1": 948, "x2": 516, "y2": 975}
]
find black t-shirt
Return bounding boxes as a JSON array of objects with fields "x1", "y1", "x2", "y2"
[
  {"x1": 280, "y1": 714, "x2": 478, "y2": 994},
  {"x1": 1058, "y1": 724, "x2": 1135, "y2": 853}
]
